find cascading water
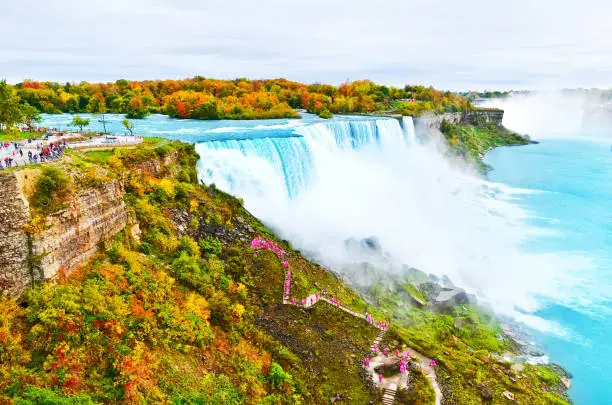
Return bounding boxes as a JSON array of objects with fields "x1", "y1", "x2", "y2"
[
  {"x1": 402, "y1": 116, "x2": 417, "y2": 146},
  {"x1": 196, "y1": 117, "x2": 584, "y2": 333}
]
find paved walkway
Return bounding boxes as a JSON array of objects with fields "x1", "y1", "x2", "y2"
[{"x1": 0, "y1": 134, "x2": 143, "y2": 169}]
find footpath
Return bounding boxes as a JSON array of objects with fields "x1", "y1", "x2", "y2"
[
  {"x1": 252, "y1": 237, "x2": 443, "y2": 405},
  {"x1": 0, "y1": 133, "x2": 142, "y2": 169}
]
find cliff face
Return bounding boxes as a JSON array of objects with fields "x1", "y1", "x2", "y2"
[
  {"x1": 415, "y1": 110, "x2": 504, "y2": 129},
  {"x1": 33, "y1": 180, "x2": 129, "y2": 281},
  {"x1": 0, "y1": 173, "x2": 33, "y2": 297},
  {"x1": 0, "y1": 172, "x2": 130, "y2": 297}
]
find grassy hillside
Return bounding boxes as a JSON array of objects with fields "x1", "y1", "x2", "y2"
[
  {"x1": 0, "y1": 140, "x2": 569, "y2": 404},
  {"x1": 440, "y1": 120, "x2": 531, "y2": 173}
]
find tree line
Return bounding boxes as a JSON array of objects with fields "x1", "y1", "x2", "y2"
[{"x1": 2, "y1": 77, "x2": 474, "y2": 123}]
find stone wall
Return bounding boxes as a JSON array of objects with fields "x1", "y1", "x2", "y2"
[
  {"x1": 0, "y1": 172, "x2": 130, "y2": 297},
  {"x1": 414, "y1": 110, "x2": 504, "y2": 129}
]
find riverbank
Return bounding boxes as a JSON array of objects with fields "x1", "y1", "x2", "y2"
[{"x1": 439, "y1": 120, "x2": 532, "y2": 173}]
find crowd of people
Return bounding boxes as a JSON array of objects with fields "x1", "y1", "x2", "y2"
[{"x1": 0, "y1": 138, "x2": 67, "y2": 170}]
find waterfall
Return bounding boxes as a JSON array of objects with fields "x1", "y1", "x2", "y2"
[
  {"x1": 402, "y1": 116, "x2": 417, "y2": 146},
  {"x1": 194, "y1": 116, "x2": 558, "y2": 321},
  {"x1": 196, "y1": 118, "x2": 405, "y2": 199}
]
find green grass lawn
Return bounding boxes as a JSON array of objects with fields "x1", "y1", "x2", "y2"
[
  {"x1": 0, "y1": 131, "x2": 41, "y2": 142},
  {"x1": 83, "y1": 149, "x2": 115, "y2": 164}
]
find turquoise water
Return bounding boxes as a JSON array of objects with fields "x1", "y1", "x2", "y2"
[
  {"x1": 486, "y1": 140, "x2": 612, "y2": 404},
  {"x1": 40, "y1": 112, "x2": 341, "y2": 142}
]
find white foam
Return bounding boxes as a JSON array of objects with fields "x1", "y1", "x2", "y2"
[{"x1": 195, "y1": 118, "x2": 600, "y2": 335}]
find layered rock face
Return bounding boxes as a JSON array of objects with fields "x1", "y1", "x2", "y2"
[
  {"x1": 0, "y1": 172, "x2": 129, "y2": 297},
  {"x1": 0, "y1": 174, "x2": 34, "y2": 297},
  {"x1": 415, "y1": 110, "x2": 504, "y2": 129},
  {"x1": 33, "y1": 180, "x2": 129, "y2": 282}
]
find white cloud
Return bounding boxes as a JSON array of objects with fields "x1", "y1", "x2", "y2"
[{"x1": 1, "y1": 0, "x2": 612, "y2": 89}]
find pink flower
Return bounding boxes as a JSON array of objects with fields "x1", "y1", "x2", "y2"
[
  {"x1": 250, "y1": 237, "x2": 262, "y2": 248},
  {"x1": 373, "y1": 344, "x2": 378, "y2": 352},
  {"x1": 383, "y1": 348, "x2": 387, "y2": 356},
  {"x1": 396, "y1": 350, "x2": 400, "y2": 357},
  {"x1": 429, "y1": 360, "x2": 436, "y2": 367},
  {"x1": 378, "y1": 374, "x2": 383, "y2": 383},
  {"x1": 364, "y1": 358, "x2": 370, "y2": 367},
  {"x1": 282, "y1": 261, "x2": 289, "y2": 268}
]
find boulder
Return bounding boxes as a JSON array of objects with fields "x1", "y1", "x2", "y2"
[
  {"x1": 477, "y1": 383, "x2": 493, "y2": 401},
  {"x1": 361, "y1": 236, "x2": 382, "y2": 253},
  {"x1": 432, "y1": 287, "x2": 469, "y2": 311},
  {"x1": 561, "y1": 377, "x2": 571, "y2": 389},
  {"x1": 374, "y1": 358, "x2": 401, "y2": 376},
  {"x1": 418, "y1": 282, "x2": 442, "y2": 302}
]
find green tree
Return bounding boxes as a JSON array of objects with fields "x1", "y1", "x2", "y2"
[
  {"x1": 0, "y1": 80, "x2": 23, "y2": 131},
  {"x1": 70, "y1": 116, "x2": 90, "y2": 133},
  {"x1": 21, "y1": 103, "x2": 41, "y2": 129},
  {"x1": 122, "y1": 119, "x2": 135, "y2": 136}
]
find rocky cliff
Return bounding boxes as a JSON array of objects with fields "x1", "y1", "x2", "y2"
[
  {"x1": 415, "y1": 109, "x2": 504, "y2": 129},
  {"x1": 0, "y1": 173, "x2": 33, "y2": 297},
  {"x1": 0, "y1": 171, "x2": 131, "y2": 297}
]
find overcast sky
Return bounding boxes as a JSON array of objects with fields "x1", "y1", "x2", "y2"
[{"x1": 1, "y1": 0, "x2": 611, "y2": 90}]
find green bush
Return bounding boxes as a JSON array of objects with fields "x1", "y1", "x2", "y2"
[
  {"x1": 31, "y1": 167, "x2": 73, "y2": 213},
  {"x1": 179, "y1": 235, "x2": 200, "y2": 257},
  {"x1": 318, "y1": 110, "x2": 333, "y2": 119},
  {"x1": 14, "y1": 386, "x2": 96, "y2": 405},
  {"x1": 199, "y1": 236, "x2": 222, "y2": 257},
  {"x1": 268, "y1": 362, "x2": 292, "y2": 389}
]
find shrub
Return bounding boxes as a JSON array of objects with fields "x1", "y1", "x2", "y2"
[
  {"x1": 30, "y1": 167, "x2": 73, "y2": 213},
  {"x1": 318, "y1": 110, "x2": 333, "y2": 119},
  {"x1": 199, "y1": 236, "x2": 222, "y2": 257},
  {"x1": 14, "y1": 386, "x2": 96, "y2": 404},
  {"x1": 140, "y1": 242, "x2": 152, "y2": 255},
  {"x1": 179, "y1": 236, "x2": 200, "y2": 257},
  {"x1": 268, "y1": 362, "x2": 292, "y2": 389}
]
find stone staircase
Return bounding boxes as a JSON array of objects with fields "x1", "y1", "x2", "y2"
[
  {"x1": 371, "y1": 329, "x2": 387, "y2": 351},
  {"x1": 382, "y1": 387, "x2": 397, "y2": 405}
]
